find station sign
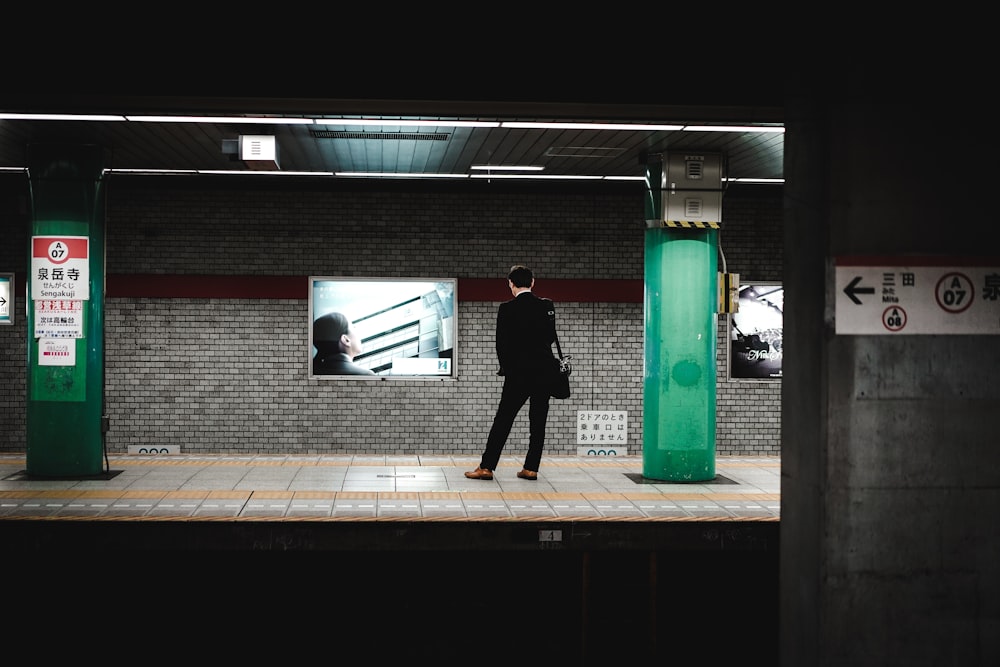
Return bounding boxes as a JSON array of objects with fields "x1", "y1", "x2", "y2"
[
  {"x1": 835, "y1": 256, "x2": 1000, "y2": 335},
  {"x1": 30, "y1": 236, "x2": 90, "y2": 301}
]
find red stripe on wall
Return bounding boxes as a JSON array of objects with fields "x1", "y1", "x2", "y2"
[
  {"x1": 105, "y1": 275, "x2": 644, "y2": 303},
  {"x1": 106, "y1": 275, "x2": 309, "y2": 299},
  {"x1": 458, "y1": 278, "x2": 643, "y2": 303}
]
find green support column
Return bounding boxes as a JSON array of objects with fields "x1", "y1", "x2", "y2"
[
  {"x1": 25, "y1": 145, "x2": 107, "y2": 477},
  {"x1": 642, "y1": 226, "x2": 718, "y2": 481}
]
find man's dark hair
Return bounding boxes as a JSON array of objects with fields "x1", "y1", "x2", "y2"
[
  {"x1": 508, "y1": 265, "x2": 534, "y2": 288},
  {"x1": 313, "y1": 312, "x2": 349, "y2": 351}
]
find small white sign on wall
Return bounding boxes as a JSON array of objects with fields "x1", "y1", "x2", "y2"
[
  {"x1": 33, "y1": 299, "x2": 84, "y2": 338},
  {"x1": 576, "y1": 410, "x2": 628, "y2": 456},
  {"x1": 38, "y1": 337, "x2": 76, "y2": 366}
]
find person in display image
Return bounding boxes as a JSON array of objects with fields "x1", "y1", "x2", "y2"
[
  {"x1": 466, "y1": 265, "x2": 559, "y2": 482},
  {"x1": 312, "y1": 312, "x2": 375, "y2": 376}
]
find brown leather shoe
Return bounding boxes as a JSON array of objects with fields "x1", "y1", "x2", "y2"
[
  {"x1": 465, "y1": 467, "x2": 494, "y2": 480},
  {"x1": 517, "y1": 469, "x2": 538, "y2": 480}
]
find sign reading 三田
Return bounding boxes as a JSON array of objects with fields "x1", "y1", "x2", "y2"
[{"x1": 835, "y1": 256, "x2": 1000, "y2": 335}]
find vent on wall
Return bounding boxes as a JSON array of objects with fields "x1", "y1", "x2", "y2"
[
  {"x1": 685, "y1": 198, "x2": 704, "y2": 218},
  {"x1": 310, "y1": 130, "x2": 449, "y2": 141}
]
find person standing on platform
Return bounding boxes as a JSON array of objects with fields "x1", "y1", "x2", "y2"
[{"x1": 466, "y1": 265, "x2": 559, "y2": 481}]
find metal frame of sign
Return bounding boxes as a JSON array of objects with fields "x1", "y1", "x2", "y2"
[{"x1": 727, "y1": 281, "x2": 783, "y2": 381}]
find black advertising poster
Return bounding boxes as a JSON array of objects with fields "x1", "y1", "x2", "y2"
[{"x1": 729, "y1": 283, "x2": 783, "y2": 380}]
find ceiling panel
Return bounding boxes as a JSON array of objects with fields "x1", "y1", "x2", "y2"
[{"x1": 0, "y1": 95, "x2": 784, "y2": 183}]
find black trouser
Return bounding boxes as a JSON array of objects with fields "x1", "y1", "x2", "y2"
[{"x1": 480, "y1": 374, "x2": 550, "y2": 472}]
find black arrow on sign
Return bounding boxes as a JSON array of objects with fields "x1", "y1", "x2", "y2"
[
  {"x1": 843, "y1": 276, "x2": 875, "y2": 305},
  {"x1": 0, "y1": 296, "x2": 5, "y2": 306}
]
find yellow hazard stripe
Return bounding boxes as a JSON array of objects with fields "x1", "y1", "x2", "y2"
[{"x1": 661, "y1": 220, "x2": 720, "y2": 229}]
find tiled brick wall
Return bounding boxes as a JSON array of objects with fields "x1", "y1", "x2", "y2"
[{"x1": 0, "y1": 177, "x2": 782, "y2": 456}]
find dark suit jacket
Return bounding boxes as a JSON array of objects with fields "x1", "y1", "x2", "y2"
[
  {"x1": 495, "y1": 291, "x2": 557, "y2": 379},
  {"x1": 313, "y1": 352, "x2": 375, "y2": 375}
]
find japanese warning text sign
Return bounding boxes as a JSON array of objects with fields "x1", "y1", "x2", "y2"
[
  {"x1": 835, "y1": 256, "x2": 1000, "y2": 335},
  {"x1": 31, "y1": 236, "x2": 90, "y2": 301}
]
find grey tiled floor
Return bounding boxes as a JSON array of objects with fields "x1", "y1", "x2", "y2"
[{"x1": 0, "y1": 453, "x2": 780, "y2": 521}]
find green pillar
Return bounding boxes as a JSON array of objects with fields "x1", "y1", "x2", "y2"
[
  {"x1": 642, "y1": 226, "x2": 718, "y2": 481},
  {"x1": 25, "y1": 145, "x2": 107, "y2": 477}
]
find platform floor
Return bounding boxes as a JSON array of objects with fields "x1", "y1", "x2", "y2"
[{"x1": 0, "y1": 453, "x2": 779, "y2": 521}]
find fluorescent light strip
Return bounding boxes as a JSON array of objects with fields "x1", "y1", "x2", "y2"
[
  {"x1": 684, "y1": 125, "x2": 785, "y2": 133},
  {"x1": 503, "y1": 121, "x2": 683, "y2": 131},
  {"x1": 470, "y1": 165, "x2": 544, "y2": 171},
  {"x1": 318, "y1": 118, "x2": 500, "y2": 128},
  {"x1": 0, "y1": 113, "x2": 126, "y2": 121},
  {"x1": 726, "y1": 177, "x2": 785, "y2": 183},
  {"x1": 336, "y1": 172, "x2": 470, "y2": 179},
  {"x1": 125, "y1": 115, "x2": 315, "y2": 124},
  {"x1": 110, "y1": 168, "x2": 198, "y2": 174},
  {"x1": 197, "y1": 170, "x2": 335, "y2": 176},
  {"x1": 89, "y1": 169, "x2": 780, "y2": 183},
  {"x1": 0, "y1": 113, "x2": 785, "y2": 134},
  {"x1": 470, "y1": 173, "x2": 602, "y2": 180}
]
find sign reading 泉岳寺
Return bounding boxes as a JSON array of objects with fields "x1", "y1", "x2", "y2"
[
  {"x1": 835, "y1": 256, "x2": 1000, "y2": 335},
  {"x1": 30, "y1": 236, "x2": 90, "y2": 301}
]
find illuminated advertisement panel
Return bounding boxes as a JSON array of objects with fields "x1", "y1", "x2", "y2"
[
  {"x1": 308, "y1": 277, "x2": 457, "y2": 380},
  {"x1": 728, "y1": 282, "x2": 783, "y2": 380}
]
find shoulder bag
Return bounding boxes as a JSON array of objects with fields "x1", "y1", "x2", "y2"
[{"x1": 550, "y1": 330, "x2": 572, "y2": 399}]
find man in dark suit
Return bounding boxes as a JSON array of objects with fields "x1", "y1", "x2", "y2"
[{"x1": 466, "y1": 265, "x2": 558, "y2": 481}]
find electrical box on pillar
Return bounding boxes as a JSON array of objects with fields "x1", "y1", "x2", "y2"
[
  {"x1": 720, "y1": 272, "x2": 740, "y2": 313},
  {"x1": 660, "y1": 152, "x2": 724, "y2": 229}
]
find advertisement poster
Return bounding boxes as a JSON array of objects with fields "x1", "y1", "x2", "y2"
[
  {"x1": 729, "y1": 283, "x2": 783, "y2": 380},
  {"x1": 309, "y1": 277, "x2": 457, "y2": 379}
]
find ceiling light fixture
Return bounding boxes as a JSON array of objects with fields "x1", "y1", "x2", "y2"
[
  {"x1": 726, "y1": 177, "x2": 785, "y2": 183},
  {"x1": 470, "y1": 165, "x2": 544, "y2": 171},
  {"x1": 0, "y1": 113, "x2": 126, "y2": 121},
  {"x1": 684, "y1": 125, "x2": 785, "y2": 133},
  {"x1": 125, "y1": 115, "x2": 315, "y2": 124},
  {"x1": 319, "y1": 119, "x2": 500, "y2": 128},
  {"x1": 335, "y1": 172, "x2": 470, "y2": 179},
  {"x1": 469, "y1": 173, "x2": 602, "y2": 180},
  {"x1": 197, "y1": 170, "x2": 334, "y2": 176},
  {"x1": 110, "y1": 168, "x2": 198, "y2": 174},
  {"x1": 502, "y1": 121, "x2": 683, "y2": 131}
]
